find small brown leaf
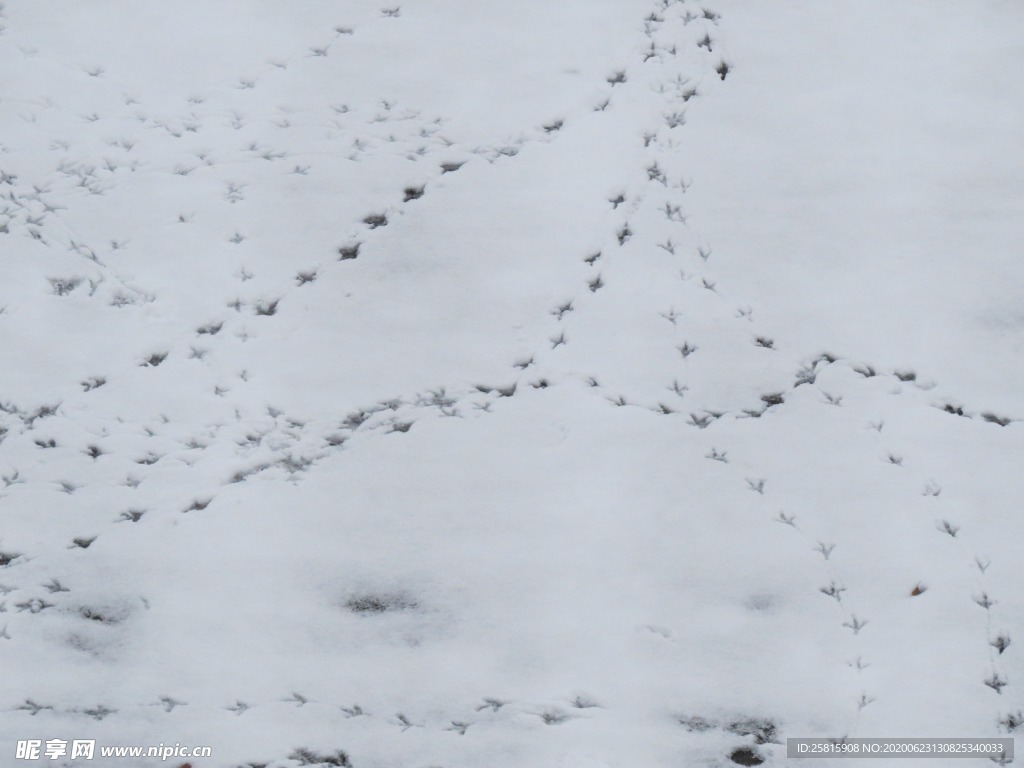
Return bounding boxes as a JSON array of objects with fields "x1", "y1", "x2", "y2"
[{"x1": 910, "y1": 584, "x2": 927, "y2": 597}]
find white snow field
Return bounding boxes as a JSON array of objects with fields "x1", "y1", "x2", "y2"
[{"x1": 1, "y1": 1, "x2": 1022, "y2": 766}]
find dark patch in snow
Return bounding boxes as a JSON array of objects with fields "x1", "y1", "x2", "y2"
[
  {"x1": 346, "y1": 593, "x2": 417, "y2": 614},
  {"x1": 729, "y1": 746, "x2": 765, "y2": 766}
]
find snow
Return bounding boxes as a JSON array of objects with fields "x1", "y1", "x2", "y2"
[
  {"x1": 679, "y1": 0, "x2": 1024, "y2": 413},
  {"x1": 0, "y1": 1, "x2": 1022, "y2": 767}
]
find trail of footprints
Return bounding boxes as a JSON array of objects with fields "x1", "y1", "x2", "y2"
[
  {"x1": 1, "y1": 0, "x2": 1021, "y2": 766},
  {"x1": 737, "y1": 468, "x2": 1003, "y2": 734}
]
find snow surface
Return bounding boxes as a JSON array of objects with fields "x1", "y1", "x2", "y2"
[{"x1": 0, "y1": 1, "x2": 1022, "y2": 767}]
